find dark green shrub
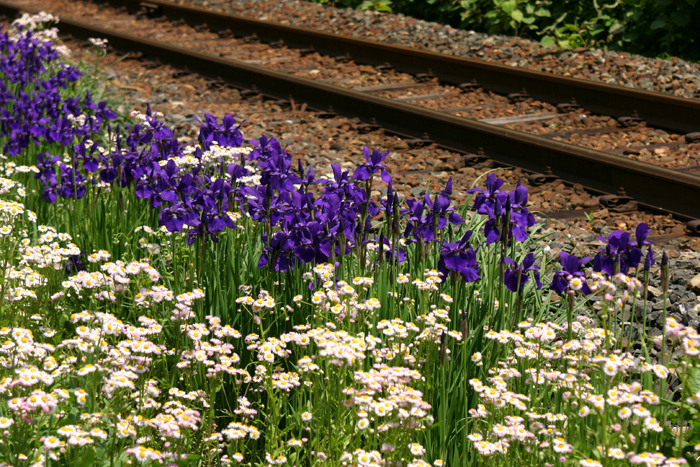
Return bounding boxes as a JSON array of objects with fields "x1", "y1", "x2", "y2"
[{"x1": 308, "y1": 0, "x2": 700, "y2": 60}]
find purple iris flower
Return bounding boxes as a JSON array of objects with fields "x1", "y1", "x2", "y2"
[
  {"x1": 550, "y1": 251, "x2": 591, "y2": 295},
  {"x1": 593, "y1": 222, "x2": 652, "y2": 275},
  {"x1": 297, "y1": 159, "x2": 315, "y2": 188},
  {"x1": 0, "y1": 26, "x2": 120, "y2": 202},
  {"x1": 242, "y1": 184, "x2": 285, "y2": 226},
  {"x1": 258, "y1": 230, "x2": 294, "y2": 272},
  {"x1": 635, "y1": 223, "x2": 652, "y2": 248},
  {"x1": 468, "y1": 173, "x2": 504, "y2": 214},
  {"x1": 195, "y1": 113, "x2": 243, "y2": 148},
  {"x1": 481, "y1": 193, "x2": 505, "y2": 244},
  {"x1": 638, "y1": 224, "x2": 655, "y2": 272},
  {"x1": 503, "y1": 253, "x2": 541, "y2": 293},
  {"x1": 643, "y1": 246, "x2": 655, "y2": 271},
  {"x1": 35, "y1": 152, "x2": 60, "y2": 203},
  {"x1": 404, "y1": 178, "x2": 463, "y2": 244},
  {"x1": 426, "y1": 178, "x2": 464, "y2": 227},
  {"x1": 258, "y1": 149, "x2": 300, "y2": 192},
  {"x1": 438, "y1": 231, "x2": 480, "y2": 283},
  {"x1": 64, "y1": 252, "x2": 86, "y2": 275},
  {"x1": 353, "y1": 146, "x2": 391, "y2": 183},
  {"x1": 469, "y1": 175, "x2": 535, "y2": 244},
  {"x1": 403, "y1": 198, "x2": 430, "y2": 242},
  {"x1": 321, "y1": 164, "x2": 349, "y2": 192},
  {"x1": 507, "y1": 181, "x2": 536, "y2": 241},
  {"x1": 293, "y1": 221, "x2": 332, "y2": 264},
  {"x1": 56, "y1": 163, "x2": 87, "y2": 200}
]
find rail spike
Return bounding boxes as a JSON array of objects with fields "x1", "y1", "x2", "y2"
[
  {"x1": 239, "y1": 86, "x2": 261, "y2": 100},
  {"x1": 617, "y1": 111, "x2": 644, "y2": 128},
  {"x1": 415, "y1": 70, "x2": 435, "y2": 83},
  {"x1": 270, "y1": 40, "x2": 285, "y2": 49},
  {"x1": 273, "y1": 98, "x2": 292, "y2": 110},
  {"x1": 600, "y1": 187, "x2": 638, "y2": 213},
  {"x1": 138, "y1": 1, "x2": 162, "y2": 18},
  {"x1": 508, "y1": 88, "x2": 530, "y2": 103},
  {"x1": 334, "y1": 53, "x2": 352, "y2": 63},
  {"x1": 685, "y1": 132, "x2": 700, "y2": 144},
  {"x1": 374, "y1": 62, "x2": 392, "y2": 72},
  {"x1": 315, "y1": 106, "x2": 337, "y2": 119},
  {"x1": 356, "y1": 118, "x2": 381, "y2": 134},
  {"x1": 299, "y1": 46, "x2": 315, "y2": 57},
  {"x1": 459, "y1": 80, "x2": 480, "y2": 93},
  {"x1": 556, "y1": 98, "x2": 580, "y2": 113},
  {"x1": 687, "y1": 220, "x2": 700, "y2": 235},
  {"x1": 527, "y1": 166, "x2": 558, "y2": 186},
  {"x1": 462, "y1": 148, "x2": 488, "y2": 166},
  {"x1": 406, "y1": 133, "x2": 433, "y2": 149}
]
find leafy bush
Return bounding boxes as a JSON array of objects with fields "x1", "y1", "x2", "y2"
[{"x1": 310, "y1": 0, "x2": 700, "y2": 60}]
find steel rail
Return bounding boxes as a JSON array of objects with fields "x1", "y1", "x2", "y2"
[
  {"x1": 1, "y1": 0, "x2": 700, "y2": 222},
  {"x1": 94, "y1": 0, "x2": 700, "y2": 135}
]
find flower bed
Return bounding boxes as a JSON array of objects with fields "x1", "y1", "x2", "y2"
[{"x1": 0, "y1": 13, "x2": 698, "y2": 467}]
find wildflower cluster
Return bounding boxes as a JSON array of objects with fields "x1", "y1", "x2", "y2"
[{"x1": 468, "y1": 318, "x2": 680, "y2": 466}]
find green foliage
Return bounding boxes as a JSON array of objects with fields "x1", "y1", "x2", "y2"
[
  {"x1": 307, "y1": 0, "x2": 700, "y2": 60},
  {"x1": 456, "y1": 0, "x2": 548, "y2": 35},
  {"x1": 358, "y1": 0, "x2": 394, "y2": 12}
]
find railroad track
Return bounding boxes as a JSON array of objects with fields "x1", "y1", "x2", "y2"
[{"x1": 2, "y1": 0, "x2": 700, "y2": 230}]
